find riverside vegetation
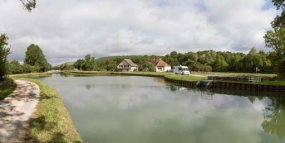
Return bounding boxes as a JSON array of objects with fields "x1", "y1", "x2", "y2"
[{"x1": 16, "y1": 79, "x2": 82, "y2": 142}]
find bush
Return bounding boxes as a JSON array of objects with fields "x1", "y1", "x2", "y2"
[{"x1": 0, "y1": 34, "x2": 10, "y2": 81}]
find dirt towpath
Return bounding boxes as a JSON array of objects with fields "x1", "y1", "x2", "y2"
[{"x1": 0, "y1": 80, "x2": 40, "y2": 143}]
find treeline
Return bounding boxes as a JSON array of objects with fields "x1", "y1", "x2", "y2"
[
  {"x1": 162, "y1": 47, "x2": 275, "y2": 73},
  {"x1": 57, "y1": 55, "x2": 162, "y2": 72},
  {"x1": 58, "y1": 47, "x2": 278, "y2": 74},
  {"x1": 8, "y1": 44, "x2": 51, "y2": 74}
]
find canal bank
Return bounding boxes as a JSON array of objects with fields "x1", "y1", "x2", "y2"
[
  {"x1": 8, "y1": 78, "x2": 83, "y2": 143},
  {"x1": 65, "y1": 71, "x2": 285, "y2": 92}
]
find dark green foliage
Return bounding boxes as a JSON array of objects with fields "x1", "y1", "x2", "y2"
[
  {"x1": 83, "y1": 54, "x2": 96, "y2": 71},
  {"x1": 59, "y1": 63, "x2": 74, "y2": 71},
  {"x1": 62, "y1": 54, "x2": 96, "y2": 71},
  {"x1": 276, "y1": 58, "x2": 285, "y2": 76},
  {"x1": 60, "y1": 49, "x2": 277, "y2": 74},
  {"x1": 0, "y1": 80, "x2": 16, "y2": 100},
  {"x1": 24, "y1": 44, "x2": 51, "y2": 72},
  {"x1": 20, "y1": 0, "x2": 36, "y2": 12},
  {"x1": 264, "y1": 0, "x2": 285, "y2": 76},
  {"x1": 74, "y1": 59, "x2": 85, "y2": 70},
  {"x1": 264, "y1": 28, "x2": 285, "y2": 58},
  {"x1": 163, "y1": 49, "x2": 274, "y2": 73},
  {"x1": 141, "y1": 61, "x2": 156, "y2": 72},
  {"x1": 96, "y1": 55, "x2": 161, "y2": 71},
  {"x1": 0, "y1": 34, "x2": 10, "y2": 81},
  {"x1": 8, "y1": 60, "x2": 23, "y2": 74},
  {"x1": 271, "y1": 0, "x2": 285, "y2": 28},
  {"x1": 105, "y1": 60, "x2": 117, "y2": 71}
]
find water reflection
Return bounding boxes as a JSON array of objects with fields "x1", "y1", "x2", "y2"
[
  {"x1": 262, "y1": 95, "x2": 285, "y2": 139},
  {"x1": 85, "y1": 84, "x2": 95, "y2": 90},
  {"x1": 31, "y1": 74, "x2": 285, "y2": 143}
]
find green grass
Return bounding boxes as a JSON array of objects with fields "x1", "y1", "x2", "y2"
[
  {"x1": 165, "y1": 74, "x2": 206, "y2": 81},
  {"x1": 66, "y1": 71, "x2": 285, "y2": 86},
  {"x1": 9, "y1": 72, "x2": 52, "y2": 78},
  {"x1": 214, "y1": 80, "x2": 285, "y2": 86},
  {"x1": 16, "y1": 79, "x2": 83, "y2": 143},
  {"x1": 191, "y1": 71, "x2": 277, "y2": 77},
  {"x1": 0, "y1": 80, "x2": 16, "y2": 100}
]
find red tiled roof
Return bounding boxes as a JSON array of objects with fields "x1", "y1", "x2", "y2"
[{"x1": 151, "y1": 59, "x2": 170, "y2": 67}]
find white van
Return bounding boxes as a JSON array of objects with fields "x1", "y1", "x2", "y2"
[{"x1": 174, "y1": 66, "x2": 190, "y2": 75}]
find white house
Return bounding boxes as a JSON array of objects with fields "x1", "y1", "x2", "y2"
[
  {"x1": 151, "y1": 59, "x2": 171, "y2": 72},
  {"x1": 117, "y1": 59, "x2": 138, "y2": 72}
]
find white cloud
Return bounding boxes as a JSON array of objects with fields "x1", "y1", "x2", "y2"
[{"x1": 0, "y1": 0, "x2": 277, "y2": 65}]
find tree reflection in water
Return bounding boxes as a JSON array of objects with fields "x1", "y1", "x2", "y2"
[{"x1": 262, "y1": 95, "x2": 285, "y2": 139}]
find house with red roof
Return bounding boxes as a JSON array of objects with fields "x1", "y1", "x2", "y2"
[
  {"x1": 151, "y1": 59, "x2": 171, "y2": 72},
  {"x1": 117, "y1": 59, "x2": 138, "y2": 72}
]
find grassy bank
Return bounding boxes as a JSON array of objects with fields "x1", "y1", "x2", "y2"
[
  {"x1": 65, "y1": 71, "x2": 285, "y2": 86},
  {"x1": 191, "y1": 71, "x2": 277, "y2": 77},
  {"x1": 66, "y1": 71, "x2": 204, "y2": 81},
  {"x1": 9, "y1": 72, "x2": 52, "y2": 78},
  {"x1": 165, "y1": 74, "x2": 206, "y2": 81},
  {"x1": 16, "y1": 79, "x2": 82, "y2": 143},
  {"x1": 0, "y1": 80, "x2": 16, "y2": 100},
  {"x1": 214, "y1": 80, "x2": 285, "y2": 86}
]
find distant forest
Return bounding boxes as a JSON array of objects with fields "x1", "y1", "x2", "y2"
[{"x1": 57, "y1": 47, "x2": 279, "y2": 74}]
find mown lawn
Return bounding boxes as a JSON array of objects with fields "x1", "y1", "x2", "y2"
[
  {"x1": 165, "y1": 74, "x2": 206, "y2": 81},
  {"x1": 65, "y1": 71, "x2": 285, "y2": 86},
  {"x1": 16, "y1": 79, "x2": 82, "y2": 143},
  {"x1": 191, "y1": 71, "x2": 277, "y2": 77},
  {"x1": 0, "y1": 80, "x2": 16, "y2": 100},
  {"x1": 214, "y1": 80, "x2": 285, "y2": 86}
]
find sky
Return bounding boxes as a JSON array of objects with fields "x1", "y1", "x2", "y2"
[{"x1": 0, "y1": 0, "x2": 278, "y2": 65}]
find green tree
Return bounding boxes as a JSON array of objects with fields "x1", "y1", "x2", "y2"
[
  {"x1": 106, "y1": 60, "x2": 117, "y2": 71},
  {"x1": 83, "y1": 54, "x2": 96, "y2": 71},
  {"x1": 264, "y1": 28, "x2": 285, "y2": 58},
  {"x1": 0, "y1": 0, "x2": 36, "y2": 79},
  {"x1": 213, "y1": 54, "x2": 229, "y2": 72},
  {"x1": 23, "y1": 63, "x2": 32, "y2": 73},
  {"x1": 142, "y1": 61, "x2": 156, "y2": 72},
  {"x1": 24, "y1": 44, "x2": 51, "y2": 72},
  {"x1": 264, "y1": 0, "x2": 285, "y2": 76},
  {"x1": 8, "y1": 60, "x2": 23, "y2": 74},
  {"x1": 0, "y1": 34, "x2": 10, "y2": 81},
  {"x1": 243, "y1": 47, "x2": 264, "y2": 73},
  {"x1": 74, "y1": 59, "x2": 85, "y2": 70}
]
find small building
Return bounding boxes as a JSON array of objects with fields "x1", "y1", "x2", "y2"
[
  {"x1": 117, "y1": 59, "x2": 138, "y2": 72},
  {"x1": 151, "y1": 59, "x2": 171, "y2": 72}
]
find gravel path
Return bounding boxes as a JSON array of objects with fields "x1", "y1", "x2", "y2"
[{"x1": 0, "y1": 80, "x2": 40, "y2": 143}]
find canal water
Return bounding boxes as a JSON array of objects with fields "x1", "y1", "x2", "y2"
[{"x1": 32, "y1": 74, "x2": 285, "y2": 143}]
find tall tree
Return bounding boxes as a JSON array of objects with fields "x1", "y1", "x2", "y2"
[
  {"x1": 0, "y1": 34, "x2": 10, "y2": 81},
  {"x1": 24, "y1": 44, "x2": 51, "y2": 72},
  {"x1": 264, "y1": 0, "x2": 285, "y2": 76},
  {"x1": 83, "y1": 54, "x2": 96, "y2": 71}
]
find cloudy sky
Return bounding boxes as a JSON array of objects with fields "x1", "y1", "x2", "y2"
[{"x1": 0, "y1": 0, "x2": 278, "y2": 65}]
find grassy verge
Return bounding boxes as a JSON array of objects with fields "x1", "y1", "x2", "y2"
[
  {"x1": 16, "y1": 79, "x2": 82, "y2": 143},
  {"x1": 165, "y1": 74, "x2": 206, "y2": 81},
  {"x1": 0, "y1": 80, "x2": 17, "y2": 100},
  {"x1": 65, "y1": 71, "x2": 285, "y2": 86},
  {"x1": 9, "y1": 72, "x2": 52, "y2": 78},
  {"x1": 214, "y1": 80, "x2": 285, "y2": 86},
  {"x1": 191, "y1": 71, "x2": 277, "y2": 77}
]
